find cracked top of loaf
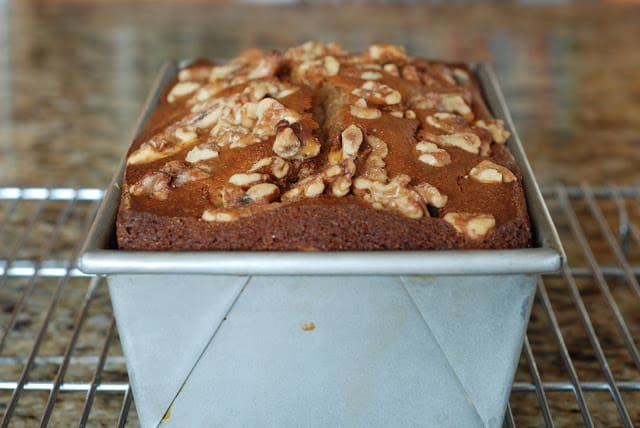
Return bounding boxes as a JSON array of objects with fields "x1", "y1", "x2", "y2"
[{"x1": 117, "y1": 42, "x2": 531, "y2": 251}]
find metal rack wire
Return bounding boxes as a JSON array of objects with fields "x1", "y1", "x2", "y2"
[{"x1": 0, "y1": 185, "x2": 638, "y2": 427}]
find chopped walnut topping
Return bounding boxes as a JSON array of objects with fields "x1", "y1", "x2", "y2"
[
  {"x1": 352, "y1": 80, "x2": 402, "y2": 105},
  {"x1": 212, "y1": 120, "x2": 253, "y2": 149},
  {"x1": 247, "y1": 51, "x2": 282, "y2": 80},
  {"x1": 168, "y1": 82, "x2": 201, "y2": 103},
  {"x1": 296, "y1": 131, "x2": 322, "y2": 160},
  {"x1": 273, "y1": 124, "x2": 321, "y2": 160},
  {"x1": 202, "y1": 210, "x2": 238, "y2": 222},
  {"x1": 367, "y1": 44, "x2": 407, "y2": 63},
  {"x1": 443, "y1": 213, "x2": 496, "y2": 240},
  {"x1": 245, "y1": 183, "x2": 280, "y2": 204},
  {"x1": 436, "y1": 66, "x2": 456, "y2": 85},
  {"x1": 127, "y1": 142, "x2": 169, "y2": 165},
  {"x1": 209, "y1": 60, "x2": 246, "y2": 81},
  {"x1": 130, "y1": 161, "x2": 212, "y2": 200},
  {"x1": 288, "y1": 45, "x2": 345, "y2": 86},
  {"x1": 411, "y1": 93, "x2": 473, "y2": 121},
  {"x1": 220, "y1": 185, "x2": 245, "y2": 208},
  {"x1": 325, "y1": 159, "x2": 356, "y2": 197},
  {"x1": 228, "y1": 173, "x2": 269, "y2": 188},
  {"x1": 178, "y1": 66, "x2": 214, "y2": 82},
  {"x1": 414, "y1": 183, "x2": 448, "y2": 208},
  {"x1": 350, "y1": 104, "x2": 382, "y2": 119},
  {"x1": 129, "y1": 172, "x2": 170, "y2": 200},
  {"x1": 423, "y1": 132, "x2": 481, "y2": 155},
  {"x1": 162, "y1": 161, "x2": 212, "y2": 187},
  {"x1": 340, "y1": 124, "x2": 364, "y2": 159},
  {"x1": 416, "y1": 141, "x2": 452, "y2": 167},
  {"x1": 383, "y1": 63, "x2": 400, "y2": 77},
  {"x1": 277, "y1": 87, "x2": 299, "y2": 99},
  {"x1": 361, "y1": 71, "x2": 382, "y2": 80},
  {"x1": 284, "y1": 41, "x2": 347, "y2": 64},
  {"x1": 281, "y1": 176, "x2": 325, "y2": 201},
  {"x1": 401, "y1": 65, "x2": 420, "y2": 82},
  {"x1": 185, "y1": 145, "x2": 219, "y2": 163},
  {"x1": 453, "y1": 68, "x2": 470, "y2": 84},
  {"x1": 360, "y1": 135, "x2": 389, "y2": 182},
  {"x1": 354, "y1": 175, "x2": 424, "y2": 219},
  {"x1": 324, "y1": 55, "x2": 341, "y2": 76},
  {"x1": 475, "y1": 119, "x2": 511, "y2": 144},
  {"x1": 425, "y1": 112, "x2": 468, "y2": 133},
  {"x1": 469, "y1": 160, "x2": 517, "y2": 184},
  {"x1": 441, "y1": 94, "x2": 472, "y2": 118},
  {"x1": 273, "y1": 127, "x2": 301, "y2": 159},
  {"x1": 175, "y1": 127, "x2": 197, "y2": 143},
  {"x1": 128, "y1": 44, "x2": 523, "y2": 233},
  {"x1": 192, "y1": 108, "x2": 223, "y2": 129},
  {"x1": 249, "y1": 156, "x2": 290, "y2": 179},
  {"x1": 255, "y1": 98, "x2": 301, "y2": 138}
]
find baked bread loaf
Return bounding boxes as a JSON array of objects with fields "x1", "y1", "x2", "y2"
[{"x1": 117, "y1": 42, "x2": 531, "y2": 251}]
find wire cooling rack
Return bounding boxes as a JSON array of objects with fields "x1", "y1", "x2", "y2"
[{"x1": 0, "y1": 185, "x2": 638, "y2": 427}]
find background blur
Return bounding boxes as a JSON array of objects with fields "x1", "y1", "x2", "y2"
[{"x1": 0, "y1": 1, "x2": 638, "y2": 189}]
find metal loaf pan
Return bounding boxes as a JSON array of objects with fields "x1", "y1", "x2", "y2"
[{"x1": 79, "y1": 62, "x2": 564, "y2": 428}]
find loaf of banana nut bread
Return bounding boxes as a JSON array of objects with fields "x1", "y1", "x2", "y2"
[{"x1": 117, "y1": 42, "x2": 531, "y2": 251}]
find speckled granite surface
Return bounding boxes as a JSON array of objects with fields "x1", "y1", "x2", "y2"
[{"x1": 0, "y1": 2, "x2": 639, "y2": 427}]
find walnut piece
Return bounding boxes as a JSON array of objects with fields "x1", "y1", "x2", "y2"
[
  {"x1": 411, "y1": 93, "x2": 473, "y2": 121},
  {"x1": 281, "y1": 176, "x2": 325, "y2": 201},
  {"x1": 254, "y1": 98, "x2": 301, "y2": 138},
  {"x1": 167, "y1": 82, "x2": 201, "y2": 103},
  {"x1": 367, "y1": 44, "x2": 407, "y2": 63},
  {"x1": 352, "y1": 80, "x2": 402, "y2": 105},
  {"x1": 245, "y1": 183, "x2": 280, "y2": 204},
  {"x1": 249, "y1": 156, "x2": 290, "y2": 179},
  {"x1": 324, "y1": 55, "x2": 341, "y2": 76},
  {"x1": 273, "y1": 125, "x2": 321, "y2": 160},
  {"x1": 383, "y1": 63, "x2": 400, "y2": 77},
  {"x1": 443, "y1": 212, "x2": 496, "y2": 240},
  {"x1": 129, "y1": 172, "x2": 170, "y2": 200},
  {"x1": 353, "y1": 174, "x2": 424, "y2": 219},
  {"x1": 340, "y1": 124, "x2": 363, "y2": 159},
  {"x1": 202, "y1": 210, "x2": 238, "y2": 222},
  {"x1": 452, "y1": 68, "x2": 470, "y2": 84},
  {"x1": 469, "y1": 160, "x2": 517, "y2": 184},
  {"x1": 475, "y1": 119, "x2": 511, "y2": 144},
  {"x1": 350, "y1": 103, "x2": 382, "y2": 120},
  {"x1": 425, "y1": 112, "x2": 468, "y2": 133},
  {"x1": 423, "y1": 132, "x2": 481, "y2": 155},
  {"x1": 416, "y1": 141, "x2": 452, "y2": 167},
  {"x1": 401, "y1": 65, "x2": 420, "y2": 82},
  {"x1": 185, "y1": 144, "x2": 219, "y2": 163},
  {"x1": 361, "y1": 71, "x2": 382, "y2": 80},
  {"x1": 178, "y1": 66, "x2": 214, "y2": 82},
  {"x1": 414, "y1": 183, "x2": 447, "y2": 208},
  {"x1": 228, "y1": 173, "x2": 269, "y2": 188},
  {"x1": 360, "y1": 135, "x2": 389, "y2": 182},
  {"x1": 273, "y1": 127, "x2": 301, "y2": 158}
]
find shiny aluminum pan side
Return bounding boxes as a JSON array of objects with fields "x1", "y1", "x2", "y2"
[{"x1": 78, "y1": 62, "x2": 564, "y2": 275}]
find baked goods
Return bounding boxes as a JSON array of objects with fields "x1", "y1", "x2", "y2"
[{"x1": 117, "y1": 42, "x2": 531, "y2": 251}]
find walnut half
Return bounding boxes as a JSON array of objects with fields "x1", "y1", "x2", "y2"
[
  {"x1": 469, "y1": 160, "x2": 517, "y2": 184},
  {"x1": 443, "y1": 212, "x2": 496, "y2": 240}
]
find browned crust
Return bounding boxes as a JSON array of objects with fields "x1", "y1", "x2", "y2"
[{"x1": 117, "y1": 43, "x2": 532, "y2": 251}]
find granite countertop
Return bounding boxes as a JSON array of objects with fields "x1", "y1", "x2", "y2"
[
  {"x1": 0, "y1": 1, "x2": 639, "y2": 426},
  {"x1": 1, "y1": 2, "x2": 639, "y2": 189}
]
